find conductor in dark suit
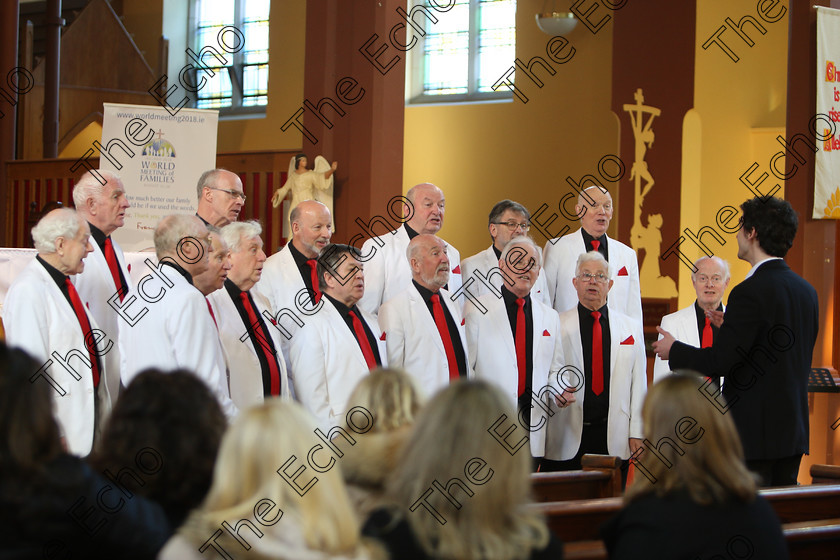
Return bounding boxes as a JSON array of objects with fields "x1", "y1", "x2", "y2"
[{"x1": 654, "y1": 196, "x2": 819, "y2": 486}]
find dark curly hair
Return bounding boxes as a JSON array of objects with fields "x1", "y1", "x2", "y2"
[
  {"x1": 740, "y1": 196, "x2": 798, "y2": 258},
  {"x1": 89, "y1": 369, "x2": 227, "y2": 528}
]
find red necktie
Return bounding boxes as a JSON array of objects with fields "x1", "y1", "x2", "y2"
[
  {"x1": 240, "y1": 292, "x2": 282, "y2": 395},
  {"x1": 206, "y1": 298, "x2": 218, "y2": 329},
  {"x1": 64, "y1": 278, "x2": 100, "y2": 387},
  {"x1": 515, "y1": 298, "x2": 526, "y2": 396},
  {"x1": 431, "y1": 293, "x2": 460, "y2": 381},
  {"x1": 591, "y1": 311, "x2": 603, "y2": 396},
  {"x1": 701, "y1": 316, "x2": 713, "y2": 348},
  {"x1": 306, "y1": 259, "x2": 322, "y2": 303},
  {"x1": 348, "y1": 310, "x2": 377, "y2": 369},
  {"x1": 103, "y1": 238, "x2": 127, "y2": 301},
  {"x1": 591, "y1": 239, "x2": 600, "y2": 252}
]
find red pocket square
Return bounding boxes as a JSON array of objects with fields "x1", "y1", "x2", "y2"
[
  {"x1": 379, "y1": 332, "x2": 386, "y2": 341},
  {"x1": 452, "y1": 265, "x2": 461, "y2": 274},
  {"x1": 461, "y1": 318, "x2": 465, "y2": 326},
  {"x1": 127, "y1": 264, "x2": 132, "y2": 272},
  {"x1": 620, "y1": 335, "x2": 635, "y2": 345},
  {"x1": 618, "y1": 266, "x2": 628, "y2": 276},
  {"x1": 542, "y1": 330, "x2": 551, "y2": 337}
]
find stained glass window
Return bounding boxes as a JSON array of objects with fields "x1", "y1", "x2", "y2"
[
  {"x1": 193, "y1": 0, "x2": 269, "y2": 110},
  {"x1": 411, "y1": 0, "x2": 515, "y2": 102}
]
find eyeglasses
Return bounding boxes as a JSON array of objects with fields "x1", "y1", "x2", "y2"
[
  {"x1": 694, "y1": 274, "x2": 724, "y2": 286},
  {"x1": 208, "y1": 187, "x2": 246, "y2": 201},
  {"x1": 492, "y1": 221, "x2": 531, "y2": 232},
  {"x1": 577, "y1": 272, "x2": 610, "y2": 283}
]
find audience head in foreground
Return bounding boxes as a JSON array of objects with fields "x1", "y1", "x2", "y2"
[
  {"x1": 89, "y1": 369, "x2": 227, "y2": 529},
  {"x1": 341, "y1": 369, "x2": 423, "y2": 516},
  {"x1": 0, "y1": 344, "x2": 171, "y2": 557},
  {"x1": 363, "y1": 380, "x2": 561, "y2": 560},
  {"x1": 162, "y1": 400, "x2": 376, "y2": 560},
  {"x1": 601, "y1": 372, "x2": 787, "y2": 560}
]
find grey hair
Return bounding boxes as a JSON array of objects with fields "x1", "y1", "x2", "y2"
[
  {"x1": 154, "y1": 215, "x2": 207, "y2": 260},
  {"x1": 196, "y1": 168, "x2": 234, "y2": 201},
  {"x1": 488, "y1": 200, "x2": 530, "y2": 227},
  {"x1": 575, "y1": 250, "x2": 611, "y2": 277},
  {"x1": 219, "y1": 220, "x2": 262, "y2": 253},
  {"x1": 32, "y1": 208, "x2": 85, "y2": 253},
  {"x1": 499, "y1": 236, "x2": 542, "y2": 268},
  {"x1": 207, "y1": 225, "x2": 229, "y2": 251},
  {"x1": 72, "y1": 169, "x2": 123, "y2": 209},
  {"x1": 691, "y1": 256, "x2": 730, "y2": 282}
]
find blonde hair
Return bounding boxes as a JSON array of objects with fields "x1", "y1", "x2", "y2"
[
  {"x1": 384, "y1": 380, "x2": 549, "y2": 559},
  {"x1": 344, "y1": 368, "x2": 422, "y2": 433},
  {"x1": 625, "y1": 372, "x2": 757, "y2": 505},
  {"x1": 178, "y1": 400, "x2": 364, "y2": 556}
]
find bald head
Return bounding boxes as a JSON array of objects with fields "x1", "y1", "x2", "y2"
[
  {"x1": 290, "y1": 200, "x2": 332, "y2": 258},
  {"x1": 407, "y1": 233, "x2": 450, "y2": 292},
  {"x1": 406, "y1": 183, "x2": 445, "y2": 234},
  {"x1": 576, "y1": 185, "x2": 613, "y2": 238},
  {"x1": 196, "y1": 168, "x2": 244, "y2": 227}
]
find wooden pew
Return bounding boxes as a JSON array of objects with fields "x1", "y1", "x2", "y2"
[
  {"x1": 533, "y1": 485, "x2": 840, "y2": 559},
  {"x1": 531, "y1": 455, "x2": 622, "y2": 502},
  {"x1": 810, "y1": 463, "x2": 840, "y2": 484}
]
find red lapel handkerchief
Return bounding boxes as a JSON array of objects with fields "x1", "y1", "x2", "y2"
[
  {"x1": 620, "y1": 335, "x2": 634, "y2": 345},
  {"x1": 618, "y1": 266, "x2": 628, "y2": 276}
]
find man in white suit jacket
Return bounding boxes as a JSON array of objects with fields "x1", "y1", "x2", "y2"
[
  {"x1": 652, "y1": 256, "x2": 729, "y2": 381},
  {"x1": 289, "y1": 244, "x2": 387, "y2": 429},
  {"x1": 254, "y1": 200, "x2": 332, "y2": 369},
  {"x1": 195, "y1": 168, "x2": 245, "y2": 228},
  {"x1": 379, "y1": 234, "x2": 469, "y2": 398},
  {"x1": 4, "y1": 209, "x2": 111, "y2": 455},
  {"x1": 358, "y1": 183, "x2": 462, "y2": 317},
  {"x1": 208, "y1": 221, "x2": 291, "y2": 411},
  {"x1": 543, "y1": 186, "x2": 642, "y2": 325},
  {"x1": 119, "y1": 215, "x2": 238, "y2": 419},
  {"x1": 543, "y1": 251, "x2": 646, "y2": 470},
  {"x1": 461, "y1": 200, "x2": 550, "y2": 307},
  {"x1": 72, "y1": 169, "x2": 132, "y2": 404},
  {"x1": 465, "y1": 237, "x2": 569, "y2": 461}
]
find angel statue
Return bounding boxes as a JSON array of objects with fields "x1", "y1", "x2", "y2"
[{"x1": 271, "y1": 154, "x2": 338, "y2": 234}]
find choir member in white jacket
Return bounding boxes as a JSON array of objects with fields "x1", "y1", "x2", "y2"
[
  {"x1": 72, "y1": 169, "x2": 132, "y2": 403},
  {"x1": 460, "y1": 199, "x2": 550, "y2": 307},
  {"x1": 195, "y1": 168, "x2": 245, "y2": 228},
  {"x1": 543, "y1": 185, "x2": 643, "y2": 325},
  {"x1": 3, "y1": 209, "x2": 111, "y2": 455},
  {"x1": 289, "y1": 243, "x2": 386, "y2": 430},
  {"x1": 652, "y1": 256, "x2": 729, "y2": 383},
  {"x1": 465, "y1": 236, "x2": 569, "y2": 462},
  {"x1": 119, "y1": 215, "x2": 238, "y2": 419},
  {"x1": 208, "y1": 221, "x2": 291, "y2": 411},
  {"x1": 378, "y1": 234, "x2": 470, "y2": 398},
  {"x1": 358, "y1": 183, "x2": 462, "y2": 317}
]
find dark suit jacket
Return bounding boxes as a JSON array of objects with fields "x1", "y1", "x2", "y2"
[{"x1": 669, "y1": 259, "x2": 818, "y2": 461}]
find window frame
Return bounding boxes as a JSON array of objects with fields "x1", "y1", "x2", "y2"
[
  {"x1": 188, "y1": 0, "x2": 269, "y2": 117},
  {"x1": 407, "y1": 0, "x2": 515, "y2": 105}
]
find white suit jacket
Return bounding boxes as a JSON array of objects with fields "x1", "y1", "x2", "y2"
[
  {"x1": 378, "y1": 284, "x2": 471, "y2": 398},
  {"x1": 544, "y1": 306, "x2": 646, "y2": 461},
  {"x1": 543, "y1": 229, "x2": 642, "y2": 324},
  {"x1": 74, "y1": 236, "x2": 132, "y2": 403},
  {"x1": 3, "y1": 259, "x2": 112, "y2": 456},
  {"x1": 358, "y1": 225, "x2": 462, "y2": 316},
  {"x1": 460, "y1": 246, "x2": 551, "y2": 307},
  {"x1": 652, "y1": 302, "x2": 725, "y2": 382},
  {"x1": 252, "y1": 243, "x2": 314, "y2": 373},
  {"x1": 207, "y1": 286, "x2": 292, "y2": 411},
  {"x1": 119, "y1": 263, "x2": 238, "y2": 419},
  {"x1": 289, "y1": 298, "x2": 387, "y2": 430},
  {"x1": 465, "y1": 293, "x2": 565, "y2": 458}
]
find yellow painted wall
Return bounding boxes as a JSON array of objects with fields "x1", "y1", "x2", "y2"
[
  {"x1": 403, "y1": 8, "x2": 617, "y2": 259},
  {"x1": 683, "y1": 0, "x2": 789, "y2": 307}
]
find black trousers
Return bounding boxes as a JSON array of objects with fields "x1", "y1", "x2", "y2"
[
  {"x1": 747, "y1": 454, "x2": 803, "y2": 486},
  {"x1": 539, "y1": 422, "x2": 608, "y2": 472}
]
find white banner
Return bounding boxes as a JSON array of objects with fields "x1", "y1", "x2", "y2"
[
  {"x1": 100, "y1": 103, "x2": 219, "y2": 250},
  {"x1": 815, "y1": 7, "x2": 840, "y2": 219}
]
